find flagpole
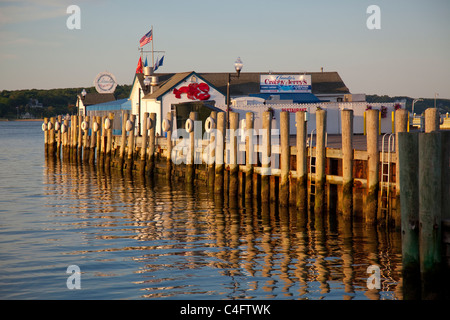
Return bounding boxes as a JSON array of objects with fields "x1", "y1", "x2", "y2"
[{"x1": 151, "y1": 25, "x2": 154, "y2": 74}]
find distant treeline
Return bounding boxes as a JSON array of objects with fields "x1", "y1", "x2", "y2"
[
  {"x1": 366, "y1": 94, "x2": 450, "y2": 115},
  {"x1": 0, "y1": 85, "x2": 448, "y2": 119},
  {"x1": 0, "y1": 85, "x2": 132, "y2": 119}
]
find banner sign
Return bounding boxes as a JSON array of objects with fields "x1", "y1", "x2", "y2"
[{"x1": 260, "y1": 74, "x2": 312, "y2": 93}]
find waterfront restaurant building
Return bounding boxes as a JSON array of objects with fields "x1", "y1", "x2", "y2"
[
  {"x1": 79, "y1": 68, "x2": 404, "y2": 136},
  {"x1": 128, "y1": 70, "x2": 353, "y2": 135}
]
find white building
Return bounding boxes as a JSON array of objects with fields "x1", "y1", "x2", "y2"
[{"x1": 131, "y1": 71, "x2": 226, "y2": 135}]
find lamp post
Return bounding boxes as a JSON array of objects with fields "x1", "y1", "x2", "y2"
[
  {"x1": 226, "y1": 57, "x2": 244, "y2": 128},
  {"x1": 434, "y1": 92, "x2": 439, "y2": 109},
  {"x1": 79, "y1": 89, "x2": 87, "y2": 116}
]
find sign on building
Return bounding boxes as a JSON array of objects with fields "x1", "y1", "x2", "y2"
[
  {"x1": 260, "y1": 74, "x2": 312, "y2": 93},
  {"x1": 94, "y1": 72, "x2": 117, "y2": 94}
]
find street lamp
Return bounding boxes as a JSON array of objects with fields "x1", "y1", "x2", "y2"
[
  {"x1": 79, "y1": 89, "x2": 87, "y2": 116},
  {"x1": 234, "y1": 57, "x2": 243, "y2": 77},
  {"x1": 227, "y1": 57, "x2": 244, "y2": 128},
  {"x1": 434, "y1": 93, "x2": 439, "y2": 109}
]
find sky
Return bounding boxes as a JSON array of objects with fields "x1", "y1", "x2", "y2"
[{"x1": 0, "y1": 0, "x2": 449, "y2": 99}]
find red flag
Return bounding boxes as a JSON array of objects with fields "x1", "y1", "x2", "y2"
[{"x1": 135, "y1": 56, "x2": 143, "y2": 74}]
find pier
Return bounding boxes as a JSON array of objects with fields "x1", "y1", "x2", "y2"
[{"x1": 42, "y1": 107, "x2": 450, "y2": 299}]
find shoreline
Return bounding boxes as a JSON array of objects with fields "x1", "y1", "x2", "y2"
[{"x1": 0, "y1": 118, "x2": 44, "y2": 122}]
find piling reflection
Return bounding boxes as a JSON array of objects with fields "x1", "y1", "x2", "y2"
[{"x1": 43, "y1": 158, "x2": 404, "y2": 299}]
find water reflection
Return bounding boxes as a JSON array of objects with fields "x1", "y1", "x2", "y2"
[{"x1": 43, "y1": 158, "x2": 403, "y2": 300}]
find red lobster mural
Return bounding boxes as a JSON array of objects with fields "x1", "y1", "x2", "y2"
[{"x1": 173, "y1": 82, "x2": 210, "y2": 101}]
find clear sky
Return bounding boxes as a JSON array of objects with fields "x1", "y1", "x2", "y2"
[{"x1": 1, "y1": 0, "x2": 449, "y2": 99}]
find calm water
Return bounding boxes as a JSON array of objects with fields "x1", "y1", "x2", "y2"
[{"x1": 0, "y1": 121, "x2": 403, "y2": 300}]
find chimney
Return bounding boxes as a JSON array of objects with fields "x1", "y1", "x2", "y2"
[{"x1": 144, "y1": 66, "x2": 152, "y2": 76}]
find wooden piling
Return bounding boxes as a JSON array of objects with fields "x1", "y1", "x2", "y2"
[
  {"x1": 98, "y1": 116, "x2": 105, "y2": 168},
  {"x1": 68, "y1": 117, "x2": 72, "y2": 161},
  {"x1": 228, "y1": 112, "x2": 239, "y2": 197},
  {"x1": 270, "y1": 176, "x2": 278, "y2": 204},
  {"x1": 398, "y1": 132, "x2": 421, "y2": 299},
  {"x1": 394, "y1": 108, "x2": 408, "y2": 227},
  {"x1": 147, "y1": 113, "x2": 157, "y2": 176},
  {"x1": 56, "y1": 115, "x2": 62, "y2": 158},
  {"x1": 43, "y1": 118, "x2": 49, "y2": 156},
  {"x1": 279, "y1": 111, "x2": 290, "y2": 206},
  {"x1": 69, "y1": 116, "x2": 73, "y2": 161},
  {"x1": 139, "y1": 112, "x2": 149, "y2": 174},
  {"x1": 296, "y1": 111, "x2": 307, "y2": 211},
  {"x1": 72, "y1": 116, "x2": 78, "y2": 161},
  {"x1": 48, "y1": 117, "x2": 56, "y2": 158},
  {"x1": 419, "y1": 131, "x2": 442, "y2": 299},
  {"x1": 119, "y1": 112, "x2": 128, "y2": 170},
  {"x1": 424, "y1": 108, "x2": 440, "y2": 133},
  {"x1": 77, "y1": 115, "x2": 82, "y2": 163},
  {"x1": 63, "y1": 117, "x2": 69, "y2": 161},
  {"x1": 341, "y1": 109, "x2": 353, "y2": 218},
  {"x1": 208, "y1": 111, "x2": 217, "y2": 187},
  {"x1": 214, "y1": 112, "x2": 225, "y2": 194},
  {"x1": 125, "y1": 114, "x2": 136, "y2": 173},
  {"x1": 442, "y1": 131, "x2": 450, "y2": 221},
  {"x1": 186, "y1": 112, "x2": 197, "y2": 184},
  {"x1": 96, "y1": 116, "x2": 102, "y2": 165},
  {"x1": 166, "y1": 112, "x2": 173, "y2": 179},
  {"x1": 314, "y1": 108, "x2": 327, "y2": 215},
  {"x1": 245, "y1": 112, "x2": 254, "y2": 199},
  {"x1": 82, "y1": 116, "x2": 89, "y2": 163},
  {"x1": 105, "y1": 113, "x2": 114, "y2": 168},
  {"x1": 89, "y1": 116, "x2": 97, "y2": 165},
  {"x1": 261, "y1": 111, "x2": 272, "y2": 203},
  {"x1": 365, "y1": 109, "x2": 379, "y2": 224}
]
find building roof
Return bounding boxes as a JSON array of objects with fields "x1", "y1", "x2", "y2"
[
  {"x1": 80, "y1": 93, "x2": 116, "y2": 106},
  {"x1": 201, "y1": 72, "x2": 350, "y2": 96},
  {"x1": 86, "y1": 98, "x2": 131, "y2": 111},
  {"x1": 143, "y1": 71, "x2": 193, "y2": 100},
  {"x1": 150, "y1": 71, "x2": 350, "y2": 97},
  {"x1": 132, "y1": 73, "x2": 174, "y2": 96}
]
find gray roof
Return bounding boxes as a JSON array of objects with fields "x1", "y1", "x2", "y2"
[
  {"x1": 80, "y1": 93, "x2": 115, "y2": 106},
  {"x1": 148, "y1": 71, "x2": 350, "y2": 97},
  {"x1": 134, "y1": 73, "x2": 174, "y2": 96},
  {"x1": 200, "y1": 72, "x2": 350, "y2": 95}
]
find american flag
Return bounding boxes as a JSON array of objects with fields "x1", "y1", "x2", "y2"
[{"x1": 139, "y1": 29, "x2": 152, "y2": 47}]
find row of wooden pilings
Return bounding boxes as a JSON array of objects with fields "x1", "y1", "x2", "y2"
[
  {"x1": 43, "y1": 107, "x2": 450, "y2": 299},
  {"x1": 398, "y1": 108, "x2": 450, "y2": 300},
  {"x1": 44, "y1": 113, "x2": 116, "y2": 168},
  {"x1": 43, "y1": 112, "x2": 158, "y2": 174},
  {"x1": 44, "y1": 108, "x2": 414, "y2": 224}
]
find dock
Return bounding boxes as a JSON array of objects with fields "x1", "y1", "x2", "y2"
[{"x1": 42, "y1": 108, "x2": 450, "y2": 299}]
